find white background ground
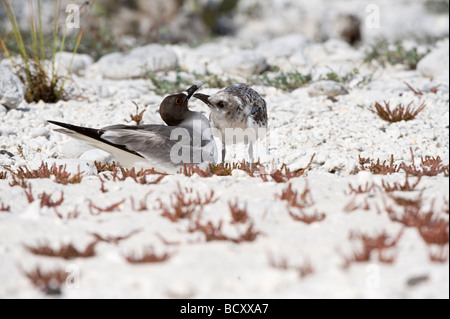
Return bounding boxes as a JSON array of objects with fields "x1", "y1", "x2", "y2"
[{"x1": 0, "y1": 1, "x2": 449, "y2": 299}]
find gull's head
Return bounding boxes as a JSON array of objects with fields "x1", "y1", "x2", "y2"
[{"x1": 159, "y1": 83, "x2": 203, "y2": 126}]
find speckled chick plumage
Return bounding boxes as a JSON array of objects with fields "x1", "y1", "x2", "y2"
[{"x1": 195, "y1": 84, "x2": 268, "y2": 142}]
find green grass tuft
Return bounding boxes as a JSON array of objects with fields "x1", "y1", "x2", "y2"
[
  {"x1": 0, "y1": 0, "x2": 92, "y2": 103},
  {"x1": 364, "y1": 39, "x2": 429, "y2": 70}
]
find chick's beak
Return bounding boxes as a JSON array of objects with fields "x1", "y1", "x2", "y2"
[{"x1": 193, "y1": 92, "x2": 212, "y2": 107}]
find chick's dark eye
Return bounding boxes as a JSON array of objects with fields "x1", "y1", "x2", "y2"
[
  {"x1": 175, "y1": 98, "x2": 183, "y2": 105},
  {"x1": 217, "y1": 101, "x2": 224, "y2": 108}
]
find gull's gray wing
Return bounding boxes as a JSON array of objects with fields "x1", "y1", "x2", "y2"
[
  {"x1": 102, "y1": 124, "x2": 216, "y2": 172},
  {"x1": 48, "y1": 121, "x2": 216, "y2": 173}
]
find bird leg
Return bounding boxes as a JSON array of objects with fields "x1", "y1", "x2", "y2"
[
  {"x1": 248, "y1": 141, "x2": 254, "y2": 172},
  {"x1": 221, "y1": 142, "x2": 226, "y2": 166}
]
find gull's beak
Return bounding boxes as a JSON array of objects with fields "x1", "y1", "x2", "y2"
[{"x1": 185, "y1": 82, "x2": 203, "y2": 100}]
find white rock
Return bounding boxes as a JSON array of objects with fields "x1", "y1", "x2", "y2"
[
  {"x1": 256, "y1": 34, "x2": 310, "y2": 59},
  {"x1": 231, "y1": 169, "x2": 249, "y2": 178},
  {"x1": 30, "y1": 127, "x2": 50, "y2": 138},
  {"x1": 289, "y1": 51, "x2": 310, "y2": 67},
  {"x1": 59, "y1": 139, "x2": 93, "y2": 159},
  {"x1": 0, "y1": 65, "x2": 25, "y2": 109},
  {"x1": 417, "y1": 44, "x2": 450, "y2": 82},
  {"x1": 0, "y1": 152, "x2": 15, "y2": 166},
  {"x1": 20, "y1": 202, "x2": 43, "y2": 220},
  {"x1": 219, "y1": 50, "x2": 268, "y2": 76},
  {"x1": 97, "y1": 44, "x2": 178, "y2": 80},
  {"x1": 303, "y1": 44, "x2": 328, "y2": 64},
  {"x1": 55, "y1": 52, "x2": 94, "y2": 75},
  {"x1": 80, "y1": 149, "x2": 113, "y2": 163},
  {"x1": 0, "y1": 105, "x2": 7, "y2": 117},
  {"x1": 308, "y1": 81, "x2": 349, "y2": 97},
  {"x1": 178, "y1": 43, "x2": 231, "y2": 74}
]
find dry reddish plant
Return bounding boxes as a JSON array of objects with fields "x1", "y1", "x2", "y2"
[
  {"x1": 357, "y1": 154, "x2": 401, "y2": 175},
  {"x1": 372, "y1": 101, "x2": 426, "y2": 122},
  {"x1": 403, "y1": 82, "x2": 441, "y2": 96},
  {"x1": 125, "y1": 102, "x2": 146, "y2": 125},
  {"x1": 88, "y1": 199, "x2": 125, "y2": 215},
  {"x1": 384, "y1": 194, "x2": 432, "y2": 228},
  {"x1": 386, "y1": 205, "x2": 428, "y2": 228},
  {"x1": 0, "y1": 171, "x2": 7, "y2": 179},
  {"x1": 125, "y1": 246, "x2": 171, "y2": 264},
  {"x1": 109, "y1": 166, "x2": 162, "y2": 183},
  {"x1": 130, "y1": 193, "x2": 151, "y2": 212},
  {"x1": 158, "y1": 183, "x2": 217, "y2": 222},
  {"x1": 358, "y1": 156, "x2": 371, "y2": 166},
  {"x1": 404, "y1": 81, "x2": 423, "y2": 96},
  {"x1": 188, "y1": 219, "x2": 229, "y2": 242},
  {"x1": 389, "y1": 193, "x2": 423, "y2": 208},
  {"x1": 276, "y1": 183, "x2": 314, "y2": 209},
  {"x1": 288, "y1": 209, "x2": 326, "y2": 224},
  {"x1": 298, "y1": 260, "x2": 315, "y2": 278},
  {"x1": 401, "y1": 148, "x2": 449, "y2": 177},
  {"x1": 429, "y1": 85, "x2": 441, "y2": 94},
  {"x1": 8, "y1": 175, "x2": 28, "y2": 188},
  {"x1": 23, "y1": 266, "x2": 69, "y2": 295},
  {"x1": 268, "y1": 254, "x2": 314, "y2": 278},
  {"x1": 229, "y1": 200, "x2": 249, "y2": 224},
  {"x1": 211, "y1": 162, "x2": 243, "y2": 177},
  {"x1": 343, "y1": 197, "x2": 370, "y2": 213},
  {"x1": 24, "y1": 184, "x2": 34, "y2": 203},
  {"x1": 261, "y1": 155, "x2": 315, "y2": 183},
  {"x1": 210, "y1": 160, "x2": 263, "y2": 177},
  {"x1": 0, "y1": 203, "x2": 11, "y2": 212},
  {"x1": 384, "y1": 195, "x2": 448, "y2": 246},
  {"x1": 90, "y1": 229, "x2": 142, "y2": 245},
  {"x1": 443, "y1": 199, "x2": 449, "y2": 215},
  {"x1": 188, "y1": 217, "x2": 261, "y2": 243},
  {"x1": 237, "y1": 223, "x2": 262, "y2": 243},
  {"x1": 429, "y1": 246, "x2": 449, "y2": 263},
  {"x1": 7, "y1": 163, "x2": 83, "y2": 184},
  {"x1": 141, "y1": 174, "x2": 165, "y2": 185},
  {"x1": 346, "y1": 182, "x2": 378, "y2": 195},
  {"x1": 357, "y1": 151, "x2": 449, "y2": 177},
  {"x1": 54, "y1": 206, "x2": 80, "y2": 220},
  {"x1": 346, "y1": 176, "x2": 421, "y2": 195},
  {"x1": 25, "y1": 241, "x2": 97, "y2": 259},
  {"x1": 180, "y1": 158, "x2": 315, "y2": 180},
  {"x1": 381, "y1": 174, "x2": 421, "y2": 192},
  {"x1": 39, "y1": 192, "x2": 64, "y2": 208},
  {"x1": 16, "y1": 145, "x2": 26, "y2": 160},
  {"x1": 98, "y1": 176, "x2": 108, "y2": 193},
  {"x1": 235, "y1": 160, "x2": 263, "y2": 177},
  {"x1": 123, "y1": 168, "x2": 164, "y2": 185},
  {"x1": 268, "y1": 254, "x2": 290, "y2": 270},
  {"x1": 418, "y1": 218, "x2": 449, "y2": 245},
  {"x1": 341, "y1": 230, "x2": 403, "y2": 268},
  {"x1": 94, "y1": 161, "x2": 118, "y2": 173},
  {"x1": 180, "y1": 160, "x2": 263, "y2": 178},
  {"x1": 54, "y1": 167, "x2": 84, "y2": 185},
  {"x1": 180, "y1": 164, "x2": 215, "y2": 177}
]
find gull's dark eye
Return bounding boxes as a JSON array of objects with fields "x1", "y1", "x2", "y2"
[
  {"x1": 175, "y1": 97, "x2": 183, "y2": 105},
  {"x1": 217, "y1": 101, "x2": 224, "y2": 108}
]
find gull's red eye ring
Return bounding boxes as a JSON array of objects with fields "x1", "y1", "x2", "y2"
[{"x1": 175, "y1": 97, "x2": 183, "y2": 105}]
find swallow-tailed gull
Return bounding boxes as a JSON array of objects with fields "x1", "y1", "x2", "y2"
[{"x1": 48, "y1": 83, "x2": 217, "y2": 174}]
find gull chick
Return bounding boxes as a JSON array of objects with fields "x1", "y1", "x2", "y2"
[
  {"x1": 48, "y1": 83, "x2": 217, "y2": 174},
  {"x1": 194, "y1": 84, "x2": 268, "y2": 163}
]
